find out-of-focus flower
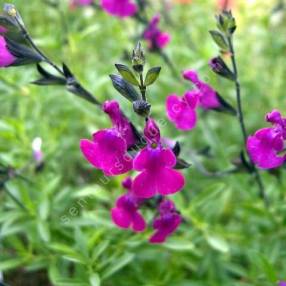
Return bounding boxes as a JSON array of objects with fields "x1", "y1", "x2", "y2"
[
  {"x1": 173, "y1": 0, "x2": 192, "y2": 4},
  {"x1": 166, "y1": 90, "x2": 199, "y2": 131},
  {"x1": 217, "y1": 0, "x2": 234, "y2": 11},
  {"x1": 183, "y1": 69, "x2": 221, "y2": 109},
  {"x1": 70, "y1": 0, "x2": 93, "y2": 7},
  {"x1": 32, "y1": 137, "x2": 45, "y2": 172},
  {"x1": 247, "y1": 110, "x2": 286, "y2": 169},
  {"x1": 149, "y1": 200, "x2": 182, "y2": 243},
  {"x1": 111, "y1": 177, "x2": 146, "y2": 232},
  {"x1": 279, "y1": 282, "x2": 286, "y2": 286},
  {"x1": 101, "y1": 0, "x2": 138, "y2": 18},
  {"x1": 0, "y1": 36, "x2": 15, "y2": 67},
  {"x1": 32, "y1": 137, "x2": 44, "y2": 164},
  {"x1": 132, "y1": 119, "x2": 185, "y2": 198},
  {"x1": 143, "y1": 15, "x2": 171, "y2": 50},
  {"x1": 80, "y1": 100, "x2": 133, "y2": 176}
]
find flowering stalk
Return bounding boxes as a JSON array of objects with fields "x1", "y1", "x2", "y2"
[
  {"x1": 209, "y1": 11, "x2": 268, "y2": 206},
  {"x1": 227, "y1": 29, "x2": 268, "y2": 206},
  {"x1": 0, "y1": 165, "x2": 28, "y2": 211}
]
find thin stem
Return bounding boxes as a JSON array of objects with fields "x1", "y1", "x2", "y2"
[
  {"x1": 158, "y1": 50, "x2": 181, "y2": 81},
  {"x1": 227, "y1": 35, "x2": 269, "y2": 207},
  {"x1": 15, "y1": 17, "x2": 64, "y2": 76},
  {"x1": 0, "y1": 177, "x2": 28, "y2": 211},
  {"x1": 139, "y1": 73, "x2": 146, "y2": 101}
]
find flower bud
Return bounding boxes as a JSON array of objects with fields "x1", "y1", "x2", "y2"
[
  {"x1": 209, "y1": 56, "x2": 235, "y2": 81},
  {"x1": 133, "y1": 100, "x2": 151, "y2": 117},
  {"x1": 216, "y1": 10, "x2": 236, "y2": 35},
  {"x1": 132, "y1": 42, "x2": 145, "y2": 73},
  {"x1": 144, "y1": 118, "x2": 160, "y2": 144}
]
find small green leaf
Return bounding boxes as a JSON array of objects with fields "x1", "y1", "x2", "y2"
[
  {"x1": 102, "y1": 253, "x2": 134, "y2": 279},
  {"x1": 206, "y1": 235, "x2": 229, "y2": 253},
  {"x1": 0, "y1": 257, "x2": 28, "y2": 271},
  {"x1": 109, "y1": 74, "x2": 140, "y2": 102},
  {"x1": 89, "y1": 273, "x2": 101, "y2": 286},
  {"x1": 209, "y1": 30, "x2": 228, "y2": 51},
  {"x1": 115, "y1": 64, "x2": 139, "y2": 86},
  {"x1": 37, "y1": 220, "x2": 50, "y2": 242},
  {"x1": 144, "y1": 67, "x2": 161, "y2": 86}
]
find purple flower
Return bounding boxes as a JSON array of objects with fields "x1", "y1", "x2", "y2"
[
  {"x1": 80, "y1": 100, "x2": 134, "y2": 176},
  {"x1": 0, "y1": 36, "x2": 16, "y2": 67},
  {"x1": 32, "y1": 137, "x2": 43, "y2": 164},
  {"x1": 149, "y1": 200, "x2": 182, "y2": 244},
  {"x1": 166, "y1": 90, "x2": 199, "y2": 131},
  {"x1": 279, "y1": 282, "x2": 286, "y2": 286},
  {"x1": 101, "y1": 0, "x2": 138, "y2": 18},
  {"x1": 103, "y1": 100, "x2": 137, "y2": 148},
  {"x1": 247, "y1": 110, "x2": 286, "y2": 169},
  {"x1": 69, "y1": 0, "x2": 93, "y2": 9},
  {"x1": 143, "y1": 15, "x2": 171, "y2": 50},
  {"x1": 111, "y1": 177, "x2": 146, "y2": 232},
  {"x1": 183, "y1": 69, "x2": 221, "y2": 109},
  {"x1": 132, "y1": 119, "x2": 185, "y2": 198}
]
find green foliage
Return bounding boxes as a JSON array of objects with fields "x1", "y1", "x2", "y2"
[{"x1": 0, "y1": 1, "x2": 286, "y2": 286}]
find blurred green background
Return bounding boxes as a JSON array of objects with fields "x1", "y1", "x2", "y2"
[{"x1": 0, "y1": 0, "x2": 286, "y2": 285}]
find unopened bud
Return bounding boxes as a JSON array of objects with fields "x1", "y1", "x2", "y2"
[{"x1": 132, "y1": 42, "x2": 145, "y2": 73}]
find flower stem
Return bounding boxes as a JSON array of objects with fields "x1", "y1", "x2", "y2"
[
  {"x1": 0, "y1": 177, "x2": 28, "y2": 211},
  {"x1": 139, "y1": 73, "x2": 146, "y2": 101},
  {"x1": 227, "y1": 35, "x2": 269, "y2": 207},
  {"x1": 15, "y1": 17, "x2": 65, "y2": 76}
]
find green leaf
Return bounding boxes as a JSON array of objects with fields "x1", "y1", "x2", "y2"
[
  {"x1": 39, "y1": 196, "x2": 50, "y2": 220},
  {"x1": 115, "y1": 64, "x2": 139, "y2": 86},
  {"x1": 109, "y1": 74, "x2": 140, "y2": 102},
  {"x1": 52, "y1": 278, "x2": 89, "y2": 286},
  {"x1": 209, "y1": 30, "x2": 228, "y2": 51},
  {"x1": 102, "y1": 253, "x2": 134, "y2": 279},
  {"x1": 37, "y1": 220, "x2": 50, "y2": 242},
  {"x1": 144, "y1": 67, "x2": 161, "y2": 86},
  {"x1": 206, "y1": 235, "x2": 229, "y2": 253},
  {"x1": 89, "y1": 273, "x2": 101, "y2": 286},
  {"x1": 0, "y1": 257, "x2": 28, "y2": 271},
  {"x1": 163, "y1": 240, "x2": 195, "y2": 251}
]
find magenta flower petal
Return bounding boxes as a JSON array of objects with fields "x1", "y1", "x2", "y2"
[
  {"x1": 166, "y1": 93, "x2": 198, "y2": 131},
  {"x1": 132, "y1": 171, "x2": 157, "y2": 198},
  {"x1": 183, "y1": 69, "x2": 221, "y2": 109},
  {"x1": 103, "y1": 100, "x2": 137, "y2": 148},
  {"x1": 111, "y1": 207, "x2": 131, "y2": 229},
  {"x1": 133, "y1": 119, "x2": 185, "y2": 198},
  {"x1": 156, "y1": 32, "x2": 171, "y2": 49},
  {"x1": 144, "y1": 14, "x2": 170, "y2": 50},
  {"x1": 160, "y1": 149, "x2": 177, "y2": 167},
  {"x1": 133, "y1": 148, "x2": 150, "y2": 171},
  {"x1": 247, "y1": 127, "x2": 286, "y2": 169},
  {"x1": 279, "y1": 282, "x2": 286, "y2": 286},
  {"x1": 133, "y1": 147, "x2": 184, "y2": 198},
  {"x1": 80, "y1": 139, "x2": 100, "y2": 169},
  {"x1": 149, "y1": 200, "x2": 182, "y2": 244},
  {"x1": 198, "y1": 82, "x2": 220, "y2": 109},
  {"x1": 149, "y1": 230, "x2": 166, "y2": 243},
  {"x1": 111, "y1": 190, "x2": 146, "y2": 232},
  {"x1": 101, "y1": 0, "x2": 138, "y2": 18},
  {"x1": 156, "y1": 168, "x2": 185, "y2": 196},
  {"x1": 80, "y1": 129, "x2": 132, "y2": 176},
  {"x1": 183, "y1": 70, "x2": 200, "y2": 83},
  {"x1": 122, "y1": 176, "x2": 133, "y2": 190},
  {"x1": 0, "y1": 36, "x2": 15, "y2": 67},
  {"x1": 131, "y1": 212, "x2": 146, "y2": 232},
  {"x1": 144, "y1": 118, "x2": 161, "y2": 144},
  {"x1": 266, "y1": 109, "x2": 282, "y2": 125}
]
